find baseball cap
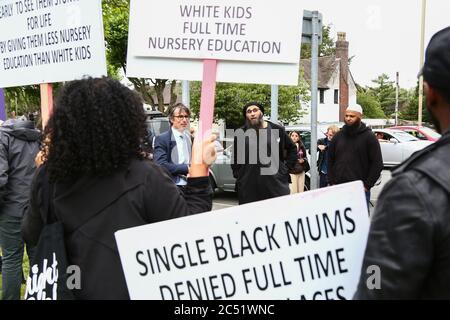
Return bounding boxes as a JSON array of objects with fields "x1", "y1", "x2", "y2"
[{"x1": 419, "y1": 26, "x2": 450, "y2": 89}]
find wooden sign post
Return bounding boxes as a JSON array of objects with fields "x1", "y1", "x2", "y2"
[{"x1": 40, "y1": 84, "x2": 53, "y2": 129}]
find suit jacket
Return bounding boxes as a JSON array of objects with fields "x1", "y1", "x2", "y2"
[{"x1": 154, "y1": 129, "x2": 191, "y2": 184}]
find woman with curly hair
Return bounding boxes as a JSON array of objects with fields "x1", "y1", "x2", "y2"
[{"x1": 21, "y1": 77, "x2": 216, "y2": 299}]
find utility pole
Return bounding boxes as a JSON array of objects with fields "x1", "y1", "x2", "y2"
[
  {"x1": 418, "y1": 0, "x2": 427, "y2": 126},
  {"x1": 271, "y1": 85, "x2": 279, "y2": 123},
  {"x1": 302, "y1": 10, "x2": 323, "y2": 190},
  {"x1": 310, "y1": 11, "x2": 320, "y2": 190},
  {"x1": 395, "y1": 72, "x2": 399, "y2": 126},
  {"x1": 182, "y1": 80, "x2": 190, "y2": 108}
]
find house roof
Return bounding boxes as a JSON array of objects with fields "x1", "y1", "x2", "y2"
[{"x1": 300, "y1": 56, "x2": 340, "y2": 89}]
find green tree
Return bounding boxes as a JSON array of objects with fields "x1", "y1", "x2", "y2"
[
  {"x1": 3, "y1": 82, "x2": 63, "y2": 125},
  {"x1": 400, "y1": 84, "x2": 430, "y2": 123},
  {"x1": 368, "y1": 74, "x2": 407, "y2": 117},
  {"x1": 4, "y1": 86, "x2": 41, "y2": 118},
  {"x1": 369, "y1": 74, "x2": 396, "y2": 116},
  {"x1": 102, "y1": 0, "x2": 177, "y2": 113},
  {"x1": 357, "y1": 90, "x2": 386, "y2": 118},
  {"x1": 189, "y1": 76, "x2": 310, "y2": 129},
  {"x1": 301, "y1": 25, "x2": 335, "y2": 59}
]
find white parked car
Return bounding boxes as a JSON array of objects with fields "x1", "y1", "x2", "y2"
[{"x1": 372, "y1": 128, "x2": 434, "y2": 167}]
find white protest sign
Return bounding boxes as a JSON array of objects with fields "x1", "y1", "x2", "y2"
[
  {"x1": 129, "y1": 0, "x2": 301, "y2": 63},
  {"x1": 126, "y1": 0, "x2": 302, "y2": 85},
  {"x1": 0, "y1": 0, "x2": 107, "y2": 88},
  {"x1": 126, "y1": 57, "x2": 300, "y2": 86},
  {"x1": 115, "y1": 181, "x2": 370, "y2": 300}
]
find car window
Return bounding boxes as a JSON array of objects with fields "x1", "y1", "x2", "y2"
[
  {"x1": 147, "y1": 118, "x2": 170, "y2": 137},
  {"x1": 420, "y1": 127, "x2": 442, "y2": 139},
  {"x1": 382, "y1": 133, "x2": 393, "y2": 141},
  {"x1": 393, "y1": 131, "x2": 419, "y2": 142},
  {"x1": 375, "y1": 132, "x2": 388, "y2": 141},
  {"x1": 299, "y1": 131, "x2": 311, "y2": 151},
  {"x1": 285, "y1": 127, "x2": 327, "y2": 152},
  {"x1": 406, "y1": 130, "x2": 426, "y2": 140}
]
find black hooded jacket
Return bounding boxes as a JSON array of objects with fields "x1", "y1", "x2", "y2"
[
  {"x1": 0, "y1": 119, "x2": 40, "y2": 218},
  {"x1": 328, "y1": 122, "x2": 383, "y2": 189},
  {"x1": 231, "y1": 121, "x2": 297, "y2": 204},
  {"x1": 22, "y1": 159, "x2": 212, "y2": 299}
]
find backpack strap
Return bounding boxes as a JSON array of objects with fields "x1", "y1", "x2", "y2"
[{"x1": 39, "y1": 166, "x2": 57, "y2": 225}]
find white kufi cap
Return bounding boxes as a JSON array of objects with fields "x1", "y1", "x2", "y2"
[{"x1": 346, "y1": 104, "x2": 363, "y2": 115}]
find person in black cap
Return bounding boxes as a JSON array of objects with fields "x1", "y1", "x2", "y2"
[
  {"x1": 231, "y1": 102, "x2": 297, "y2": 204},
  {"x1": 354, "y1": 27, "x2": 450, "y2": 299}
]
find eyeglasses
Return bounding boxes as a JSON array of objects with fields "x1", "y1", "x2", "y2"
[
  {"x1": 246, "y1": 108, "x2": 260, "y2": 114},
  {"x1": 174, "y1": 115, "x2": 190, "y2": 120}
]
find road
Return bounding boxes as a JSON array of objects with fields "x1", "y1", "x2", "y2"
[{"x1": 212, "y1": 169, "x2": 393, "y2": 215}]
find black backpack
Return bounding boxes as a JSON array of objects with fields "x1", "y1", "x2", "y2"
[{"x1": 24, "y1": 172, "x2": 75, "y2": 300}]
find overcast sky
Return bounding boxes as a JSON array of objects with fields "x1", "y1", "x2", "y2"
[{"x1": 301, "y1": 0, "x2": 450, "y2": 89}]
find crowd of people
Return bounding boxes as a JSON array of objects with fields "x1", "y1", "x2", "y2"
[{"x1": 0, "y1": 27, "x2": 449, "y2": 300}]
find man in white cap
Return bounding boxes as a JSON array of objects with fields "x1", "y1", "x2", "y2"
[{"x1": 327, "y1": 104, "x2": 383, "y2": 209}]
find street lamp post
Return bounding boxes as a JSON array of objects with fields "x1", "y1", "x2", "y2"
[
  {"x1": 395, "y1": 72, "x2": 399, "y2": 126},
  {"x1": 418, "y1": 0, "x2": 427, "y2": 126}
]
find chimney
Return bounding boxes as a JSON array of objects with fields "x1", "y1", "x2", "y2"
[{"x1": 336, "y1": 32, "x2": 349, "y2": 122}]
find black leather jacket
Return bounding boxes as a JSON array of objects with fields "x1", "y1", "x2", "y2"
[{"x1": 354, "y1": 128, "x2": 450, "y2": 299}]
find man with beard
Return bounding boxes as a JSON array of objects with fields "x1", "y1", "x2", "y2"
[
  {"x1": 354, "y1": 27, "x2": 450, "y2": 299},
  {"x1": 328, "y1": 104, "x2": 383, "y2": 208},
  {"x1": 231, "y1": 102, "x2": 297, "y2": 205}
]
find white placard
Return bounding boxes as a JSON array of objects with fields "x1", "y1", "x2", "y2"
[
  {"x1": 0, "y1": 0, "x2": 107, "y2": 88},
  {"x1": 115, "y1": 181, "x2": 370, "y2": 300},
  {"x1": 128, "y1": 0, "x2": 302, "y2": 63},
  {"x1": 126, "y1": 56, "x2": 300, "y2": 86},
  {"x1": 126, "y1": 0, "x2": 302, "y2": 85}
]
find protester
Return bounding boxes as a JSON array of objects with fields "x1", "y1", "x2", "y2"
[
  {"x1": 288, "y1": 131, "x2": 308, "y2": 193},
  {"x1": 0, "y1": 117, "x2": 40, "y2": 300},
  {"x1": 154, "y1": 103, "x2": 193, "y2": 194},
  {"x1": 231, "y1": 102, "x2": 297, "y2": 204},
  {"x1": 354, "y1": 26, "x2": 450, "y2": 299},
  {"x1": 317, "y1": 125, "x2": 339, "y2": 188},
  {"x1": 328, "y1": 104, "x2": 383, "y2": 208},
  {"x1": 21, "y1": 78, "x2": 216, "y2": 300}
]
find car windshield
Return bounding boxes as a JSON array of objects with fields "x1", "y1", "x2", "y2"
[
  {"x1": 147, "y1": 119, "x2": 170, "y2": 136},
  {"x1": 420, "y1": 127, "x2": 442, "y2": 139},
  {"x1": 285, "y1": 127, "x2": 327, "y2": 151},
  {"x1": 392, "y1": 131, "x2": 419, "y2": 142}
]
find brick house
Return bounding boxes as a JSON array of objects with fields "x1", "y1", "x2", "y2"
[{"x1": 299, "y1": 32, "x2": 357, "y2": 123}]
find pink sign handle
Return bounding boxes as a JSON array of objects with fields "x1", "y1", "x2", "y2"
[
  {"x1": 197, "y1": 59, "x2": 217, "y2": 176},
  {"x1": 40, "y1": 83, "x2": 53, "y2": 129},
  {"x1": 199, "y1": 59, "x2": 217, "y2": 139}
]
